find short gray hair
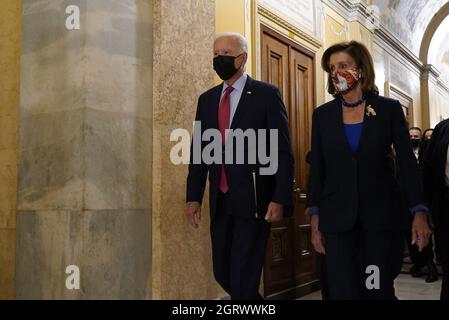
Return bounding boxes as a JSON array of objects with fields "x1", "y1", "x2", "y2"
[{"x1": 214, "y1": 32, "x2": 248, "y2": 54}]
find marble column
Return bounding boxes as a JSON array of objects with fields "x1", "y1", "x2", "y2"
[
  {"x1": 151, "y1": 0, "x2": 219, "y2": 299},
  {"x1": 421, "y1": 64, "x2": 439, "y2": 130},
  {"x1": 16, "y1": 0, "x2": 153, "y2": 299},
  {"x1": 0, "y1": 0, "x2": 21, "y2": 300}
]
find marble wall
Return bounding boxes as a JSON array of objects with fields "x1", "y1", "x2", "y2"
[
  {"x1": 429, "y1": 79, "x2": 449, "y2": 126},
  {"x1": 151, "y1": 0, "x2": 218, "y2": 299},
  {"x1": 0, "y1": 0, "x2": 21, "y2": 300},
  {"x1": 16, "y1": 0, "x2": 219, "y2": 300},
  {"x1": 16, "y1": 0, "x2": 153, "y2": 299},
  {"x1": 371, "y1": 43, "x2": 423, "y2": 127},
  {"x1": 322, "y1": 7, "x2": 348, "y2": 102}
]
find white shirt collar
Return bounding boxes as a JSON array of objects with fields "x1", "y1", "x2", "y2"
[{"x1": 222, "y1": 73, "x2": 247, "y2": 94}]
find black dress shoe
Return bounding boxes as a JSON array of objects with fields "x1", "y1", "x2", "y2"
[
  {"x1": 425, "y1": 260, "x2": 439, "y2": 283},
  {"x1": 410, "y1": 265, "x2": 423, "y2": 277}
]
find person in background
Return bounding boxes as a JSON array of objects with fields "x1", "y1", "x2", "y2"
[
  {"x1": 409, "y1": 127, "x2": 422, "y2": 162},
  {"x1": 419, "y1": 129, "x2": 434, "y2": 164},
  {"x1": 424, "y1": 128, "x2": 434, "y2": 139},
  {"x1": 423, "y1": 118, "x2": 449, "y2": 300}
]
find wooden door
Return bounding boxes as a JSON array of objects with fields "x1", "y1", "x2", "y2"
[{"x1": 261, "y1": 26, "x2": 320, "y2": 299}]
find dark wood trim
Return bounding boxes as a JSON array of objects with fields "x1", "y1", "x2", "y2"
[{"x1": 261, "y1": 24, "x2": 315, "y2": 59}]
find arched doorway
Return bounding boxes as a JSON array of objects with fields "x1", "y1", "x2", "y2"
[{"x1": 419, "y1": 2, "x2": 449, "y2": 128}]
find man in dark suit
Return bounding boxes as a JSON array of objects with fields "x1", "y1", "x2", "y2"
[
  {"x1": 423, "y1": 118, "x2": 449, "y2": 300},
  {"x1": 185, "y1": 33, "x2": 294, "y2": 300}
]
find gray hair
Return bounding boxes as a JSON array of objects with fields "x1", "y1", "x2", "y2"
[{"x1": 214, "y1": 32, "x2": 248, "y2": 54}]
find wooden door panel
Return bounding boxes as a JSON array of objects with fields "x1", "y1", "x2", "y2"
[
  {"x1": 290, "y1": 47, "x2": 317, "y2": 287},
  {"x1": 262, "y1": 28, "x2": 319, "y2": 299},
  {"x1": 265, "y1": 225, "x2": 294, "y2": 294},
  {"x1": 263, "y1": 34, "x2": 290, "y2": 104},
  {"x1": 261, "y1": 31, "x2": 295, "y2": 297}
]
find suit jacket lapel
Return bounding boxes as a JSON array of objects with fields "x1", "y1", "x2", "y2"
[
  {"x1": 332, "y1": 99, "x2": 355, "y2": 157},
  {"x1": 355, "y1": 93, "x2": 377, "y2": 156},
  {"x1": 230, "y1": 76, "x2": 254, "y2": 130}
]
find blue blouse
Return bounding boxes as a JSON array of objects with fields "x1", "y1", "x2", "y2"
[{"x1": 343, "y1": 122, "x2": 363, "y2": 153}]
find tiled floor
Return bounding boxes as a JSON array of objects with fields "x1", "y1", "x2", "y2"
[{"x1": 299, "y1": 274, "x2": 442, "y2": 300}]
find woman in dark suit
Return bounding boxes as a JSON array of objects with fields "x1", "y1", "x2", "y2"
[{"x1": 306, "y1": 41, "x2": 431, "y2": 300}]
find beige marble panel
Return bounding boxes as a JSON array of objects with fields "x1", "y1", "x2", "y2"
[
  {"x1": 0, "y1": 229, "x2": 16, "y2": 300},
  {"x1": 20, "y1": 0, "x2": 88, "y2": 115},
  {"x1": 16, "y1": 209, "x2": 151, "y2": 299},
  {"x1": 0, "y1": 0, "x2": 21, "y2": 300},
  {"x1": 17, "y1": 110, "x2": 85, "y2": 211},
  {"x1": 17, "y1": 0, "x2": 153, "y2": 299},
  {"x1": 0, "y1": 114, "x2": 19, "y2": 151},
  {"x1": 0, "y1": 149, "x2": 18, "y2": 229},
  {"x1": 152, "y1": 0, "x2": 219, "y2": 299},
  {"x1": 16, "y1": 210, "x2": 84, "y2": 299},
  {"x1": 84, "y1": 0, "x2": 153, "y2": 119},
  {"x1": 83, "y1": 109, "x2": 152, "y2": 210},
  {"x1": 81, "y1": 1, "x2": 153, "y2": 210}
]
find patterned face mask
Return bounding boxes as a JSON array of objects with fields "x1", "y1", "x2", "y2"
[{"x1": 331, "y1": 68, "x2": 361, "y2": 93}]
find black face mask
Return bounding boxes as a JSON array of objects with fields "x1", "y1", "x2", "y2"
[
  {"x1": 213, "y1": 54, "x2": 243, "y2": 80},
  {"x1": 410, "y1": 139, "x2": 420, "y2": 149}
]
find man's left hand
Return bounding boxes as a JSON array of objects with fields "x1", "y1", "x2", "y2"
[{"x1": 265, "y1": 202, "x2": 284, "y2": 222}]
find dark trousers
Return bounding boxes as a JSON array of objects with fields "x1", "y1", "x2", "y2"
[
  {"x1": 323, "y1": 229, "x2": 404, "y2": 300},
  {"x1": 319, "y1": 254, "x2": 330, "y2": 300},
  {"x1": 211, "y1": 192, "x2": 270, "y2": 300},
  {"x1": 435, "y1": 197, "x2": 449, "y2": 300}
]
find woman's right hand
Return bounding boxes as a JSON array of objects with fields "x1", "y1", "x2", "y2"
[{"x1": 311, "y1": 214, "x2": 326, "y2": 254}]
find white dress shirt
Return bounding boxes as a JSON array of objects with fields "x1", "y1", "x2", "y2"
[
  {"x1": 221, "y1": 73, "x2": 248, "y2": 126},
  {"x1": 413, "y1": 148, "x2": 419, "y2": 161}
]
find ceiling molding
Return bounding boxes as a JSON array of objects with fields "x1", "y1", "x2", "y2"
[
  {"x1": 322, "y1": 0, "x2": 375, "y2": 25},
  {"x1": 324, "y1": 0, "x2": 424, "y2": 73},
  {"x1": 422, "y1": 64, "x2": 441, "y2": 81},
  {"x1": 437, "y1": 77, "x2": 449, "y2": 93},
  {"x1": 321, "y1": 0, "x2": 449, "y2": 96},
  {"x1": 257, "y1": 5, "x2": 323, "y2": 49},
  {"x1": 373, "y1": 27, "x2": 424, "y2": 74}
]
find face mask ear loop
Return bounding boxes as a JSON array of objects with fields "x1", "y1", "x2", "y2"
[
  {"x1": 355, "y1": 67, "x2": 362, "y2": 80},
  {"x1": 236, "y1": 53, "x2": 245, "y2": 70}
]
